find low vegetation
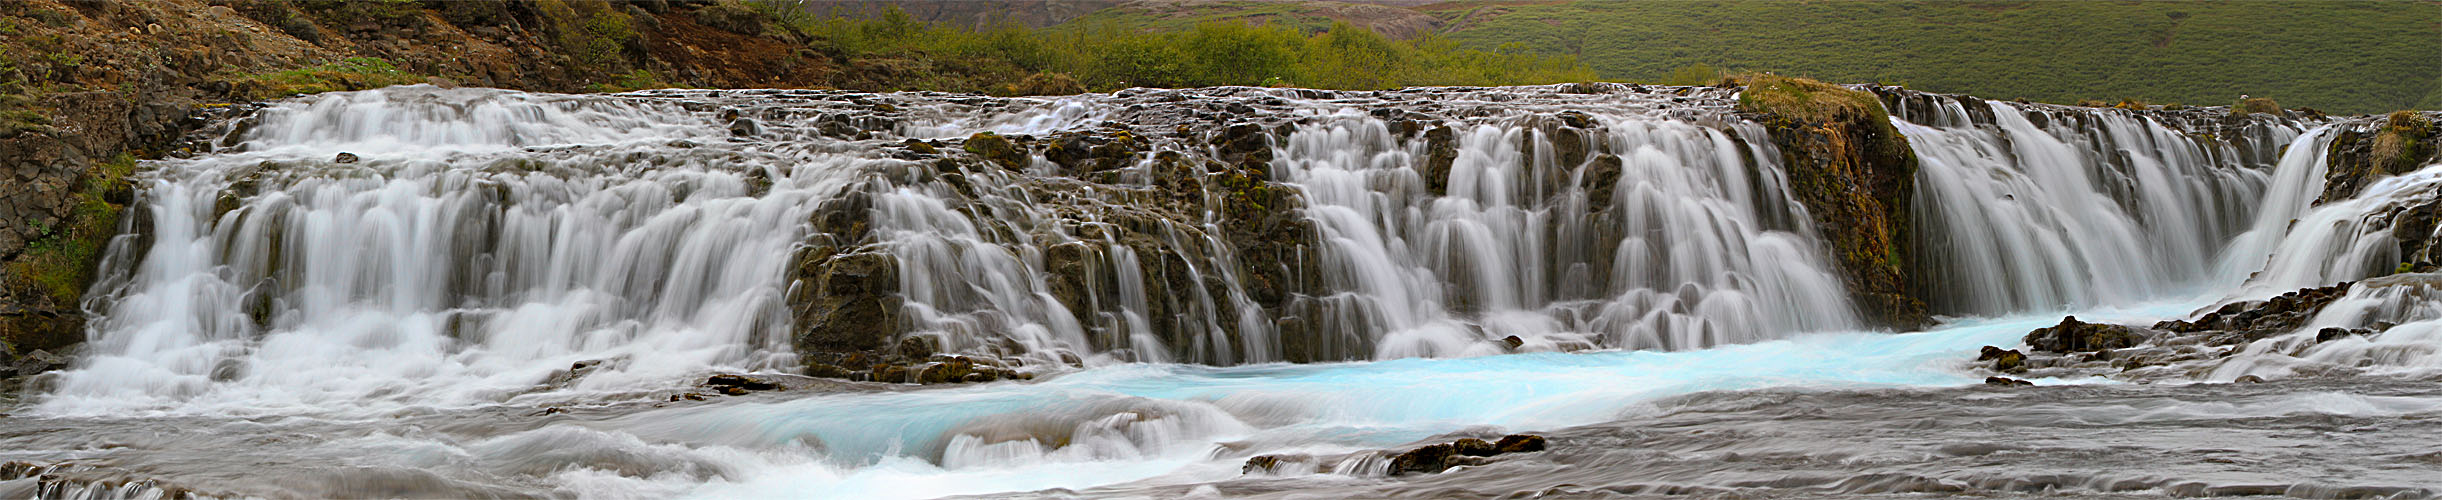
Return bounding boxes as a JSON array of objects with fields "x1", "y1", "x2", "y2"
[
  {"x1": 233, "y1": 57, "x2": 427, "y2": 100},
  {"x1": 776, "y1": 6, "x2": 1597, "y2": 94},
  {"x1": 2374, "y1": 111, "x2": 2435, "y2": 171},
  {"x1": 1421, "y1": 0, "x2": 2437, "y2": 114},
  {"x1": 1733, "y1": 73, "x2": 1885, "y2": 125}
]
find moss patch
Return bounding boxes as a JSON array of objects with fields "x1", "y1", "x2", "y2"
[
  {"x1": 1735, "y1": 73, "x2": 1888, "y2": 125},
  {"x1": 2233, "y1": 96, "x2": 2282, "y2": 115},
  {"x1": 233, "y1": 57, "x2": 427, "y2": 100}
]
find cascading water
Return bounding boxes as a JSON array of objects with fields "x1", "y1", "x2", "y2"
[
  {"x1": 1273, "y1": 104, "x2": 1855, "y2": 356},
  {"x1": 1887, "y1": 92, "x2": 2304, "y2": 314},
  {"x1": 16, "y1": 84, "x2": 2442, "y2": 499},
  {"x1": 41, "y1": 87, "x2": 854, "y2": 415}
]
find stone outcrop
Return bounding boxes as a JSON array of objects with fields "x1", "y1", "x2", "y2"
[
  {"x1": 1741, "y1": 77, "x2": 1928, "y2": 331},
  {"x1": 2320, "y1": 112, "x2": 2439, "y2": 204},
  {"x1": 789, "y1": 121, "x2": 1321, "y2": 381},
  {"x1": 2023, "y1": 316, "x2": 2151, "y2": 354}
]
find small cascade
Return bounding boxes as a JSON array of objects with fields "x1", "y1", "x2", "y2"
[
  {"x1": 2213, "y1": 273, "x2": 2442, "y2": 380},
  {"x1": 1272, "y1": 102, "x2": 1856, "y2": 356},
  {"x1": 1886, "y1": 92, "x2": 2305, "y2": 314}
]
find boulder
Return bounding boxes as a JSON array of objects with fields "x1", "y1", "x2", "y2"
[
  {"x1": 1494, "y1": 434, "x2": 1546, "y2": 454},
  {"x1": 2023, "y1": 316, "x2": 2148, "y2": 353}
]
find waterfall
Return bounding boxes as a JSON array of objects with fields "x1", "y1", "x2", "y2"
[
  {"x1": 32, "y1": 83, "x2": 2365, "y2": 416},
  {"x1": 39, "y1": 87, "x2": 855, "y2": 415},
  {"x1": 1272, "y1": 106, "x2": 1855, "y2": 357},
  {"x1": 1889, "y1": 94, "x2": 2304, "y2": 314}
]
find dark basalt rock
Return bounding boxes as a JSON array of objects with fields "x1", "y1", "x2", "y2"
[
  {"x1": 1388, "y1": 444, "x2": 1458, "y2": 475},
  {"x1": 1385, "y1": 434, "x2": 1548, "y2": 475},
  {"x1": 1977, "y1": 345, "x2": 2027, "y2": 373},
  {"x1": 1984, "y1": 376, "x2": 2034, "y2": 387},
  {"x1": 2154, "y1": 283, "x2": 2350, "y2": 336},
  {"x1": 705, "y1": 373, "x2": 779, "y2": 392},
  {"x1": 1494, "y1": 434, "x2": 1546, "y2": 454},
  {"x1": 1452, "y1": 438, "x2": 1498, "y2": 457},
  {"x1": 1242, "y1": 455, "x2": 1280, "y2": 474},
  {"x1": 2023, "y1": 316, "x2": 2149, "y2": 353},
  {"x1": 333, "y1": 152, "x2": 358, "y2": 163}
]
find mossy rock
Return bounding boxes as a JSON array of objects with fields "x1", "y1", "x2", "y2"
[{"x1": 963, "y1": 132, "x2": 1027, "y2": 169}]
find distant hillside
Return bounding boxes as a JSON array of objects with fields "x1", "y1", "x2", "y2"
[{"x1": 1022, "y1": 0, "x2": 2442, "y2": 115}]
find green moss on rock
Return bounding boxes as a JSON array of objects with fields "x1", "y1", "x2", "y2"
[{"x1": 1738, "y1": 76, "x2": 1929, "y2": 331}]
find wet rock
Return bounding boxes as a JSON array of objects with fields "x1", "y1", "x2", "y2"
[
  {"x1": 963, "y1": 132, "x2": 1026, "y2": 169},
  {"x1": 1213, "y1": 122, "x2": 1272, "y2": 165},
  {"x1": 897, "y1": 336, "x2": 937, "y2": 359},
  {"x1": 333, "y1": 152, "x2": 358, "y2": 163},
  {"x1": 1389, "y1": 443, "x2": 1456, "y2": 475},
  {"x1": 2156, "y1": 283, "x2": 2350, "y2": 335},
  {"x1": 1749, "y1": 84, "x2": 1928, "y2": 332},
  {"x1": 1452, "y1": 438, "x2": 1498, "y2": 457},
  {"x1": 2316, "y1": 327, "x2": 2368, "y2": 343},
  {"x1": 1977, "y1": 345, "x2": 2027, "y2": 373},
  {"x1": 2234, "y1": 375, "x2": 2266, "y2": 384},
  {"x1": 1984, "y1": 376, "x2": 2034, "y2": 387},
  {"x1": 706, "y1": 373, "x2": 780, "y2": 392},
  {"x1": 1242, "y1": 455, "x2": 1280, "y2": 474},
  {"x1": 1495, "y1": 434, "x2": 1546, "y2": 453},
  {"x1": 2023, "y1": 316, "x2": 2148, "y2": 353},
  {"x1": 11, "y1": 349, "x2": 68, "y2": 377},
  {"x1": 1501, "y1": 335, "x2": 1524, "y2": 350},
  {"x1": 1419, "y1": 126, "x2": 1458, "y2": 195}
]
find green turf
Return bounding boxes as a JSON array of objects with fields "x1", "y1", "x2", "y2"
[{"x1": 1414, "y1": 0, "x2": 2439, "y2": 114}]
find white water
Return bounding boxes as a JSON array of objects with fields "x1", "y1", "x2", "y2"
[
  {"x1": 1274, "y1": 108, "x2": 1855, "y2": 357},
  {"x1": 40, "y1": 87, "x2": 863, "y2": 416},
  {"x1": 1896, "y1": 99, "x2": 2300, "y2": 314},
  {"x1": 29, "y1": 85, "x2": 2442, "y2": 499}
]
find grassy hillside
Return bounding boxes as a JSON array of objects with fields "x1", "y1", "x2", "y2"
[{"x1": 1419, "y1": 0, "x2": 2440, "y2": 115}]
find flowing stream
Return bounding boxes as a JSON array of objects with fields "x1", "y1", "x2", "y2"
[{"x1": 5, "y1": 85, "x2": 2439, "y2": 499}]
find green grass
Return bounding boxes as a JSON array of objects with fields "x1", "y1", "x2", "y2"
[
  {"x1": 1398, "y1": 0, "x2": 2441, "y2": 115},
  {"x1": 1735, "y1": 74, "x2": 1886, "y2": 125},
  {"x1": 770, "y1": 5, "x2": 1597, "y2": 93}
]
